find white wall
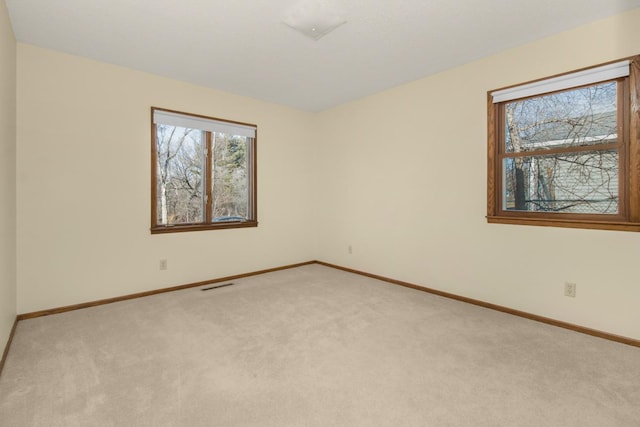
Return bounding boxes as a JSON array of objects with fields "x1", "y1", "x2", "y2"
[
  {"x1": 16, "y1": 44, "x2": 317, "y2": 313},
  {"x1": 315, "y1": 8, "x2": 640, "y2": 340},
  {"x1": 0, "y1": 1, "x2": 17, "y2": 350}
]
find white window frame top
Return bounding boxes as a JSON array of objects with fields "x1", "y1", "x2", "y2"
[
  {"x1": 491, "y1": 60, "x2": 630, "y2": 103},
  {"x1": 153, "y1": 109, "x2": 256, "y2": 138}
]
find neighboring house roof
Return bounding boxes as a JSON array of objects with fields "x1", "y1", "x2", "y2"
[{"x1": 518, "y1": 110, "x2": 617, "y2": 151}]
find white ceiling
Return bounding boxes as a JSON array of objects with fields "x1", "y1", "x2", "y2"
[{"x1": 6, "y1": 0, "x2": 640, "y2": 112}]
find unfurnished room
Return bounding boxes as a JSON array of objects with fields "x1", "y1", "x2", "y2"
[{"x1": 1, "y1": 1, "x2": 640, "y2": 426}]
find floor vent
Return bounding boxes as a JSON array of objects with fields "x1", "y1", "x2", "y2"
[{"x1": 201, "y1": 283, "x2": 234, "y2": 291}]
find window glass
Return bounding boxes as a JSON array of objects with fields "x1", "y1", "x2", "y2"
[
  {"x1": 504, "y1": 83, "x2": 617, "y2": 153},
  {"x1": 502, "y1": 150, "x2": 618, "y2": 214},
  {"x1": 155, "y1": 126, "x2": 205, "y2": 225},
  {"x1": 502, "y1": 82, "x2": 619, "y2": 215},
  {"x1": 212, "y1": 133, "x2": 250, "y2": 222}
]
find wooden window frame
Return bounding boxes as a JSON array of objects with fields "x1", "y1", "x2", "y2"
[
  {"x1": 150, "y1": 107, "x2": 258, "y2": 234},
  {"x1": 487, "y1": 56, "x2": 640, "y2": 232}
]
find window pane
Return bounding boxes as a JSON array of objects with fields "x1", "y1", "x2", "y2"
[
  {"x1": 211, "y1": 133, "x2": 250, "y2": 222},
  {"x1": 155, "y1": 125, "x2": 205, "y2": 225},
  {"x1": 503, "y1": 150, "x2": 618, "y2": 214},
  {"x1": 505, "y1": 82, "x2": 617, "y2": 153}
]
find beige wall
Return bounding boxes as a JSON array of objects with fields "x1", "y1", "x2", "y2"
[
  {"x1": 315, "y1": 8, "x2": 640, "y2": 340},
  {"x1": 13, "y1": 8, "x2": 640, "y2": 341},
  {"x1": 0, "y1": 1, "x2": 17, "y2": 350},
  {"x1": 16, "y1": 44, "x2": 317, "y2": 313}
]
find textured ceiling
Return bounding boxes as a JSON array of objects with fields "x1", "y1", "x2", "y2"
[{"x1": 6, "y1": 0, "x2": 640, "y2": 112}]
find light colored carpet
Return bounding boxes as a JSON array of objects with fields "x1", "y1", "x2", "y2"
[{"x1": 1, "y1": 264, "x2": 639, "y2": 426}]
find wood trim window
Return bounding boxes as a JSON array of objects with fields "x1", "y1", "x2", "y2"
[
  {"x1": 151, "y1": 107, "x2": 257, "y2": 234},
  {"x1": 487, "y1": 56, "x2": 640, "y2": 232}
]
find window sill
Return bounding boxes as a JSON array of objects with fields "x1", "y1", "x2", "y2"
[
  {"x1": 486, "y1": 216, "x2": 640, "y2": 232},
  {"x1": 151, "y1": 221, "x2": 258, "y2": 234}
]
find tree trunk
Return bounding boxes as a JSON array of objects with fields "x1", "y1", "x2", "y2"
[
  {"x1": 515, "y1": 167, "x2": 526, "y2": 210},
  {"x1": 160, "y1": 181, "x2": 168, "y2": 224},
  {"x1": 506, "y1": 106, "x2": 527, "y2": 210}
]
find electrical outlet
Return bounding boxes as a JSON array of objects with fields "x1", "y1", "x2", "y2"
[
  {"x1": 564, "y1": 282, "x2": 576, "y2": 298},
  {"x1": 159, "y1": 259, "x2": 168, "y2": 270},
  {"x1": 348, "y1": 245, "x2": 353, "y2": 254}
]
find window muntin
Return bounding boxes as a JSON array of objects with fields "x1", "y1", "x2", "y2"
[
  {"x1": 151, "y1": 108, "x2": 257, "y2": 233},
  {"x1": 487, "y1": 56, "x2": 640, "y2": 231}
]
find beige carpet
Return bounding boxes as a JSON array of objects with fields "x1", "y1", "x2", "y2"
[{"x1": 1, "y1": 264, "x2": 639, "y2": 426}]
